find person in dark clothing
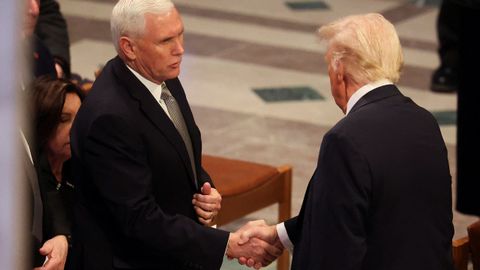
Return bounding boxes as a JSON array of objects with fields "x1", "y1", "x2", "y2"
[
  {"x1": 430, "y1": 0, "x2": 460, "y2": 93},
  {"x1": 454, "y1": 0, "x2": 480, "y2": 216},
  {"x1": 70, "y1": 0, "x2": 281, "y2": 269},
  {"x1": 35, "y1": 0, "x2": 71, "y2": 78},
  {"x1": 31, "y1": 77, "x2": 83, "y2": 269},
  {"x1": 32, "y1": 35, "x2": 57, "y2": 79},
  {"x1": 22, "y1": 1, "x2": 70, "y2": 269},
  {"x1": 239, "y1": 13, "x2": 454, "y2": 270}
]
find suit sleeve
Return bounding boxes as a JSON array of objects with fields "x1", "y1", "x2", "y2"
[
  {"x1": 295, "y1": 132, "x2": 371, "y2": 269},
  {"x1": 284, "y1": 216, "x2": 299, "y2": 245},
  {"x1": 83, "y1": 114, "x2": 228, "y2": 269},
  {"x1": 199, "y1": 166, "x2": 215, "y2": 188},
  {"x1": 35, "y1": 0, "x2": 71, "y2": 76}
]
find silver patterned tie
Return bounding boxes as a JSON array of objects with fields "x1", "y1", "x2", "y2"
[{"x1": 160, "y1": 83, "x2": 198, "y2": 187}]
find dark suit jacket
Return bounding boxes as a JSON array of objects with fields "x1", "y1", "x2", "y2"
[
  {"x1": 70, "y1": 56, "x2": 228, "y2": 270},
  {"x1": 285, "y1": 85, "x2": 454, "y2": 270}
]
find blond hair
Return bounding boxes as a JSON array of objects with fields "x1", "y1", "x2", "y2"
[{"x1": 318, "y1": 13, "x2": 404, "y2": 84}]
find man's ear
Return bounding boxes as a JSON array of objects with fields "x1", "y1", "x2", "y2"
[
  {"x1": 336, "y1": 60, "x2": 345, "y2": 83},
  {"x1": 119, "y1": 37, "x2": 136, "y2": 61}
]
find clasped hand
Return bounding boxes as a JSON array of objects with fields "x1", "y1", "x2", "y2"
[
  {"x1": 227, "y1": 220, "x2": 284, "y2": 269},
  {"x1": 192, "y1": 182, "x2": 221, "y2": 225},
  {"x1": 192, "y1": 187, "x2": 283, "y2": 269}
]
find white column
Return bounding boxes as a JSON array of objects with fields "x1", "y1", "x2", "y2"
[{"x1": 0, "y1": 1, "x2": 28, "y2": 269}]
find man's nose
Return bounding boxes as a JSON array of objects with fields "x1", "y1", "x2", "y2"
[{"x1": 173, "y1": 38, "x2": 184, "y2": 55}]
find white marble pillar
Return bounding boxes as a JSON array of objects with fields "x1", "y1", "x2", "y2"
[{"x1": 0, "y1": 1, "x2": 28, "y2": 269}]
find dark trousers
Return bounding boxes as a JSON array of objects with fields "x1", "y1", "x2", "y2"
[
  {"x1": 437, "y1": 0, "x2": 461, "y2": 69},
  {"x1": 456, "y1": 4, "x2": 480, "y2": 216}
]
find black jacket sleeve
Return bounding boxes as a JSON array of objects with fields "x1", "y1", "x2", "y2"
[{"x1": 35, "y1": 0, "x2": 71, "y2": 77}]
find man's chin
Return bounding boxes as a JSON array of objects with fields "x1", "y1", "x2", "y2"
[{"x1": 167, "y1": 68, "x2": 181, "y2": 79}]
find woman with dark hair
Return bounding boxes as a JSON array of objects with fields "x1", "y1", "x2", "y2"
[{"x1": 31, "y1": 77, "x2": 83, "y2": 269}]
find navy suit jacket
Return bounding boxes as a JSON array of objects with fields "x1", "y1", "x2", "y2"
[
  {"x1": 71, "y1": 56, "x2": 228, "y2": 270},
  {"x1": 285, "y1": 85, "x2": 453, "y2": 270}
]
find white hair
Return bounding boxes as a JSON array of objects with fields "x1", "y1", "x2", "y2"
[
  {"x1": 318, "y1": 13, "x2": 404, "y2": 84},
  {"x1": 111, "y1": 0, "x2": 175, "y2": 53}
]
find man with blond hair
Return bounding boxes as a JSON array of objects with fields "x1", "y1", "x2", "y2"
[{"x1": 239, "y1": 13, "x2": 454, "y2": 270}]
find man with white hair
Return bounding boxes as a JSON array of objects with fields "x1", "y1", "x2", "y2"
[
  {"x1": 239, "y1": 13, "x2": 454, "y2": 270},
  {"x1": 70, "y1": 0, "x2": 280, "y2": 269}
]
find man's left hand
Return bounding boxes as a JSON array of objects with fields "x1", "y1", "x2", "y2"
[{"x1": 192, "y1": 182, "x2": 221, "y2": 225}]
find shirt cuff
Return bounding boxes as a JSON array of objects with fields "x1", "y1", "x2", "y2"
[{"x1": 276, "y1": 223, "x2": 294, "y2": 252}]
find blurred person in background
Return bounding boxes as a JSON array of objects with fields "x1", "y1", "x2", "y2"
[
  {"x1": 22, "y1": 0, "x2": 69, "y2": 269},
  {"x1": 430, "y1": 0, "x2": 460, "y2": 93},
  {"x1": 454, "y1": 0, "x2": 480, "y2": 217},
  {"x1": 35, "y1": 0, "x2": 71, "y2": 79},
  {"x1": 31, "y1": 77, "x2": 83, "y2": 269}
]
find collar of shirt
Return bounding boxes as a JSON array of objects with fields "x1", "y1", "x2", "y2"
[
  {"x1": 126, "y1": 64, "x2": 163, "y2": 102},
  {"x1": 346, "y1": 79, "x2": 393, "y2": 115},
  {"x1": 126, "y1": 64, "x2": 172, "y2": 118}
]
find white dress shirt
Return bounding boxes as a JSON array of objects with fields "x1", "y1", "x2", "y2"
[
  {"x1": 126, "y1": 65, "x2": 172, "y2": 119},
  {"x1": 346, "y1": 79, "x2": 393, "y2": 115}
]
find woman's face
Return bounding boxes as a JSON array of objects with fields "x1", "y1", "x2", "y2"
[{"x1": 47, "y1": 92, "x2": 81, "y2": 161}]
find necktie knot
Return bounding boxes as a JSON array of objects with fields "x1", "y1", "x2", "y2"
[{"x1": 160, "y1": 82, "x2": 172, "y2": 101}]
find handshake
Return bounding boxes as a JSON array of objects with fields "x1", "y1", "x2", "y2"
[{"x1": 226, "y1": 220, "x2": 285, "y2": 269}]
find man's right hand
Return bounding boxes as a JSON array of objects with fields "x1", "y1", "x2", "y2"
[
  {"x1": 226, "y1": 220, "x2": 284, "y2": 269},
  {"x1": 237, "y1": 220, "x2": 284, "y2": 268},
  {"x1": 33, "y1": 235, "x2": 68, "y2": 270}
]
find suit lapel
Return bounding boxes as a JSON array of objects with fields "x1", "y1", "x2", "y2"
[{"x1": 111, "y1": 57, "x2": 196, "y2": 185}]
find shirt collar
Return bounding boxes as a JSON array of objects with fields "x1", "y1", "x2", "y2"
[
  {"x1": 346, "y1": 79, "x2": 393, "y2": 115},
  {"x1": 126, "y1": 64, "x2": 163, "y2": 102}
]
